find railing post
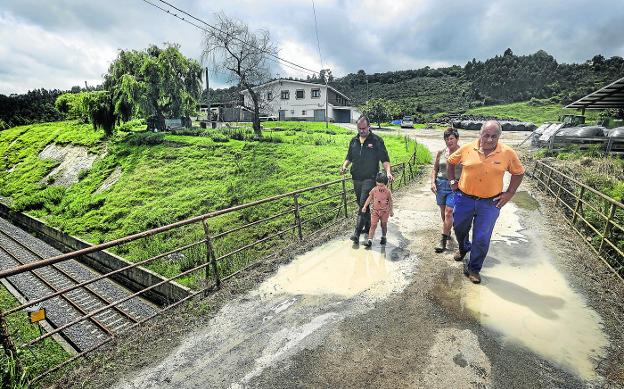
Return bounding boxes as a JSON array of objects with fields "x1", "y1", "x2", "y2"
[
  {"x1": 408, "y1": 161, "x2": 414, "y2": 181},
  {"x1": 202, "y1": 219, "x2": 220, "y2": 288},
  {"x1": 293, "y1": 194, "x2": 303, "y2": 241},
  {"x1": 545, "y1": 167, "x2": 553, "y2": 193},
  {"x1": 341, "y1": 176, "x2": 348, "y2": 218},
  {"x1": 0, "y1": 308, "x2": 23, "y2": 384},
  {"x1": 599, "y1": 203, "x2": 616, "y2": 253},
  {"x1": 555, "y1": 170, "x2": 564, "y2": 206},
  {"x1": 572, "y1": 186, "x2": 585, "y2": 225}
]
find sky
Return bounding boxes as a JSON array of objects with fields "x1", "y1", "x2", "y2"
[{"x1": 1, "y1": 0, "x2": 623, "y2": 95}]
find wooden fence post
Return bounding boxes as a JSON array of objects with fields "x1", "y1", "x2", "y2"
[
  {"x1": 572, "y1": 186, "x2": 585, "y2": 225},
  {"x1": 555, "y1": 170, "x2": 564, "y2": 206},
  {"x1": 545, "y1": 167, "x2": 553, "y2": 191},
  {"x1": 202, "y1": 219, "x2": 220, "y2": 288},
  {"x1": 293, "y1": 194, "x2": 303, "y2": 241},
  {"x1": 341, "y1": 176, "x2": 348, "y2": 218},
  {"x1": 599, "y1": 203, "x2": 616, "y2": 253}
]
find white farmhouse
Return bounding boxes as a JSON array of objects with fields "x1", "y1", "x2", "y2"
[{"x1": 241, "y1": 79, "x2": 361, "y2": 123}]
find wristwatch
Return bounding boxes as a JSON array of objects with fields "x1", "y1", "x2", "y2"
[{"x1": 449, "y1": 179, "x2": 457, "y2": 185}]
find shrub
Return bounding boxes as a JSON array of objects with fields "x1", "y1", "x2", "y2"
[
  {"x1": 125, "y1": 132, "x2": 165, "y2": 146},
  {"x1": 117, "y1": 118, "x2": 146, "y2": 132}
]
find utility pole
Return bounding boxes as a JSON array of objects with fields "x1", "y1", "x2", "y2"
[
  {"x1": 205, "y1": 67, "x2": 210, "y2": 121},
  {"x1": 322, "y1": 68, "x2": 330, "y2": 129}
]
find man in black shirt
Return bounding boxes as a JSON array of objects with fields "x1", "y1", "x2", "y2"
[{"x1": 340, "y1": 115, "x2": 393, "y2": 244}]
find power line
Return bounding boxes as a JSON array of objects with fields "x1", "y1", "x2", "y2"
[
  {"x1": 311, "y1": 0, "x2": 324, "y2": 69},
  {"x1": 142, "y1": 0, "x2": 320, "y2": 76}
]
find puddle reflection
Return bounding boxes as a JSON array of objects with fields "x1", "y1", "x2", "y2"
[{"x1": 432, "y1": 190, "x2": 608, "y2": 380}]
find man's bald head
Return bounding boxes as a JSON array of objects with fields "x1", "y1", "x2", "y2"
[
  {"x1": 479, "y1": 120, "x2": 502, "y2": 152},
  {"x1": 480, "y1": 120, "x2": 502, "y2": 135}
]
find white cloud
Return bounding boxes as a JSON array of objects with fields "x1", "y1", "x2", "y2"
[
  {"x1": 0, "y1": 12, "x2": 117, "y2": 93},
  {"x1": 1, "y1": 0, "x2": 623, "y2": 94}
]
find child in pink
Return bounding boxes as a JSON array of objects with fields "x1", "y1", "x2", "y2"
[{"x1": 362, "y1": 172, "x2": 393, "y2": 247}]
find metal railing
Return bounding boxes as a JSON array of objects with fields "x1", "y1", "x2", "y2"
[
  {"x1": 0, "y1": 148, "x2": 423, "y2": 384},
  {"x1": 530, "y1": 160, "x2": 624, "y2": 281}
]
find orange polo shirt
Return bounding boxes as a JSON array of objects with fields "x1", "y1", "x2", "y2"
[{"x1": 447, "y1": 140, "x2": 525, "y2": 198}]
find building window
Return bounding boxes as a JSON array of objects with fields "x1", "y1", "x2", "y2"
[
  {"x1": 290, "y1": 110, "x2": 295, "y2": 114},
  {"x1": 311, "y1": 88, "x2": 321, "y2": 98},
  {"x1": 281, "y1": 90, "x2": 290, "y2": 100},
  {"x1": 302, "y1": 110, "x2": 306, "y2": 115},
  {"x1": 267, "y1": 91, "x2": 273, "y2": 100},
  {"x1": 296, "y1": 89, "x2": 305, "y2": 99}
]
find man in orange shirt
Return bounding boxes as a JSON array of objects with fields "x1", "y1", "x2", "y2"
[{"x1": 447, "y1": 120, "x2": 525, "y2": 284}]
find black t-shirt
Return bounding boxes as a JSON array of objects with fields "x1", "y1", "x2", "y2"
[{"x1": 346, "y1": 132, "x2": 390, "y2": 180}]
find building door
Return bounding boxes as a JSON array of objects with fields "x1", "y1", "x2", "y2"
[
  {"x1": 314, "y1": 109, "x2": 325, "y2": 121},
  {"x1": 334, "y1": 109, "x2": 350, "y2": 123},
  {"x1": 279, "y1": 110, "x2": 286, "y2": 121}
]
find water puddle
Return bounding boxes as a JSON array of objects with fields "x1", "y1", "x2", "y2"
[
  {"x1": 511, "y1": 190, "x2": 540, "y2": 211},
  {"x1": 432, "y1": 194, "x2": 608, "y2": 380},
  {"x1": 258, "y1": 239, "x2": 411, "y2": 299}
]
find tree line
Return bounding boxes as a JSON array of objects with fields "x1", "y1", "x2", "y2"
[{"x1": 3, "y1": 47, "x2": 623, "y2": 131}]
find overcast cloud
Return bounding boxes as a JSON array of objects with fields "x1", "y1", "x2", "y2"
[{"x1": 1, "y1": 0, "x2": 623, "y2": 94}]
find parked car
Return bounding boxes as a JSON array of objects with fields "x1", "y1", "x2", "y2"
[
  {"x1": 259, "y1": 115, "x2": 277, "y2": 121},
  {"x1": 401, "y1": 116, "x2": 414, "y2": 128}
]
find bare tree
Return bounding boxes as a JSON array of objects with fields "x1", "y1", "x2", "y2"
[{"x1": 202, "y1": 12, "x2": 277, "y2": 137}]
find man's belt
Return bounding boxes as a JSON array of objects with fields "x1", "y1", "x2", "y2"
[{"x1": 459, "y1": 191, "x2": 500, "y2": 201}]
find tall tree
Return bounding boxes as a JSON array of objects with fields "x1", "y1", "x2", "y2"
[
  {"x1": 104, "y1": 44, "x2": 202, "y2": 130},
  {"x1": 361, "y1": 99, "x2": 397, "y2": 128},
  {"x1": 202, "y1": 12, "x2": 278, "y2": 137}
]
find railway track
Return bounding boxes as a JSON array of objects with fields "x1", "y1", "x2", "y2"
[{"x1": 0, "y1": 217, "x2": 157, "y2": 352}]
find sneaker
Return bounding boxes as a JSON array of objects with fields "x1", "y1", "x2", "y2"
[
  {"x1": 350, "y1": 235, "x2": 360, "y2": 244},
  {"x1": 363, "y1": 239, "x2": 373, "y2": 247},
  {"x1": 467, "y1": 273, "x2": 481, "y2": 284},
  {"x1": 380, "y1": 236, "x2": 387, "y2": 245}
]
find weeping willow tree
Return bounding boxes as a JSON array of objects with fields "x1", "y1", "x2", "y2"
[
  {"x1": 82, "y1": 91, "x2": 116, "y2": 136},
  {"x1": 103, "y1": 43, "x2": 203, "y2": 131}
]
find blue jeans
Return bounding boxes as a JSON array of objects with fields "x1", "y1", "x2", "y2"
[{"x1": 453, "y1": 192, "x2": 501, "y2": 274}]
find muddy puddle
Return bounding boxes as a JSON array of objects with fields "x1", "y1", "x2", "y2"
[
  {"x1": 511, "y1": 190, "x2": 540, "y2": 211},
  {"x1": 258, "y1": 238, "x2": 411, "y2": 299},
  {"x1": 432, "y1": 192, "x2": 608, "y2": 380}
]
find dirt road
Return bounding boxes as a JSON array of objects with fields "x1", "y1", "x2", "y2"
[{"x1": 110, "y1": 127, "x2": 623, "y2": 388}]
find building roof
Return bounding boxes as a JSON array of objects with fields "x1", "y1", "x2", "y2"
[
  {"x1": 241, "y1": 79, "x2": 351, "y2": 101},
  {"x1": 565, "y1": 76, "x2": 624, "y2": 110}
]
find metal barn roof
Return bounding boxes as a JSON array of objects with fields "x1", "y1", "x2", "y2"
[{"x1": 565, "y1": 76, "x2": 624, "y2": 110}]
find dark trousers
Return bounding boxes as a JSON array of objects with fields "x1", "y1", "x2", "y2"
[
  {"x1": 453, "y1": 192, "x2": 501, "y2": 274},
  {"x1": 352, "y1": 178, "x2": 375, "y2": 235}
]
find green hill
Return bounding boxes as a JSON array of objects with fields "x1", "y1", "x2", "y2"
[{"x1": 464, "y1": 101, "x2": 601, "y2": 125}]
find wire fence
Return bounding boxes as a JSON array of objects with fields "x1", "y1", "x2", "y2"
[
  {"x1": 0, "y1": 149, "x2": 423, "y2": 384},
  {"x1": 530, "y1": 160, "x2": 624, "y2": 281}
]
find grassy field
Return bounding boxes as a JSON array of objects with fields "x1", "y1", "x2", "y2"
[{"x1": 465, "y1": 101, "x2": 601, "y2": 125}]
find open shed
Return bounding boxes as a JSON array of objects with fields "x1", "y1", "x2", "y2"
[{"x1": 566, "y1": 76, "x2": 624, "y2": 114}]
